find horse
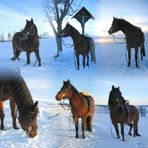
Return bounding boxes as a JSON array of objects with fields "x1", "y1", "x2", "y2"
[
  {"x1": 0, "y1": 67, "x2": 39, "y2": 138},
  {"x1": 62, "y1": 23, "x2": 96, "y2": 70},
  {"x1": 108, "y1": 17, "x2": 146, "y2": 68},
  {"x1": 55, "y1": 80, "x2": 95, "y2": 139},
  {"x1": 11, "y1": 18, "x2": 41, "y2": 66},
  {"x1": 108, "y1": 85, "x2": 141, "y2": 141}
]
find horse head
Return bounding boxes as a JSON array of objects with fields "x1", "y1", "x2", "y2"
[
  {"x1": 55, "y1": 80, "x2": 72, "y2": 101},
  {"x1": 108, "y1": 85, "x2": 125, "y2": 109},
  {"x1": 23, "y1": 18, "x2": 37, "y2": 40},
  {"x1": 18, "y1": 101, "x2": 39, "y2": 138},
  {"x1": 62, "y1": 23, "x2": 72, "y2": 37},
  {"x1": 108, "y1": 17, "x2": 121, "y2": 34}
]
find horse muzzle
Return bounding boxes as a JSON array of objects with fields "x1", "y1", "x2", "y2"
[{"x1": 108, "y1": 28, "x2": 113, "y2": 34}]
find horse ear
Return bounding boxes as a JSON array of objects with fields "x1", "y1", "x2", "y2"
[
  {"x1": 26, "y1": 19, "x2": 29, "y2": 23},
  {"x1": 117, "y1": 87, "x2": 120, "y2": 90},
  {"x1": 112, "y1": 85, "x2": 114, "y2": 89},
  {"x1": 31, "y1": 18, "x2": 33, "y2": 23},
  {"x1": 67, "y1": 79, "x2": 70, "y2": 84},
  {"x1": 32, "y1": 101, "x2": 38, "y2": 112}
]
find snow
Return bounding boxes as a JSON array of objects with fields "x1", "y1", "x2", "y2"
[{"x1": 0, "y1": 38, "x2": 148, "y2": 147}]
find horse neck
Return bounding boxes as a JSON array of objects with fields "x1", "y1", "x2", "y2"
[
  {"x1": 69, "y1": 85, "x2": 83, "y2": 107},
  {"x1": 70, "y1": 27, "x2": 81, "y2": 43},
  {"x1": 119, "y1": 20, "x2": 135, "y2": 36},
  {"x1": 8, "y1": 75, "x2": 33, "y2": 114}
]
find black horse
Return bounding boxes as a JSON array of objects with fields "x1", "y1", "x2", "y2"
[
  {"x1": 62, "y1": 23, "x2": 96, "y2": 70},
  {"x1": 108, "y1": 17, "x2": 146, "y2": 68},
  {"x1": 108, "y1": 85, "x2": 141, "y2": 141}
]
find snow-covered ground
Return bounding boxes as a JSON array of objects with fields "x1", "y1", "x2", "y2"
[{"x1": 0, "y1": 38, "x2": 148, "y2": 147}]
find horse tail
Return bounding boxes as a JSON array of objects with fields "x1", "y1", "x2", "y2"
[
  {"x1": 141, "y1": 32, "x2": 146, "y2": 57},
  {"x1": 88, "y1": 38, "x2": 96, "y2": 64}
]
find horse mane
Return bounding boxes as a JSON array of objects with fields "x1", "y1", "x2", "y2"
[
  {"x1": 7, "y1": 72, "x2": 33, "y2": 114},
  {"x1": 118, "y1": 18, "x2": 140, "y2": 30},
  {"x1": 69, "y1": 24, "x2": 81, "y2": 36}
]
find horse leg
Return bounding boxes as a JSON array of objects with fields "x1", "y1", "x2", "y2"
[
  {"x1": 86, "y1": 54, "x2": 89, "y2": 67},
  {"x1": 127, "y1": 47, "x2": 131, "y2": 67},
  {"x1": 76, "y1": 54, "x2": 80, "y2": 70},
  {"x1": 73, "y1": 116, "x2": 79, "y2": 138},
  {"x1": 10, "y1": 99, "x2": 19, "y2": 129},
  {"x1": 0, "y1": 101, "x2": 4, "y2": 130},
  {"x1": 127, "y1": 123, "x2": 133, "y2": 136},
  {"x1": 140, "y1": 46, "x2": 143, "y2": 61},
  {"x1": 81, "y1": 117, "x2": 87, "y2": 139},
  {"x1": 16, "y1": 50, "x2": 20, "y2": 60},
  {"x1": 133, "y1": 121, "x2": 141, "y2": 137},
  {"x1": 87, "y1": 116, "x2": 93, "y2": 132},
  {"x1": 83, "y1": 55, "x2": 86, "y2": 68},
  {"x1": 112, "y1": 122, "x2": 120, "y2": 138},
  {"x1": 35, "y1": 49, "x2": 41, "y2": 66},
  {"x1": 135, "y1": 48, "x2": 139, "y2": 68},
  {"x1": 26, "y1": 51, "x2": 30, "y2": 65},
  {"x1": 120, "y1": 123, "x2": 125, "y2": 141}
]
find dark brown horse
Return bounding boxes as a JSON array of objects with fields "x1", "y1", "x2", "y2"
[
  {"x1": 11, "y1": 18, "x2": 41, "y2": 66},
  {"x1": 56, "y1": 80, "x2": 95, "y2": 139},
  {"x1": 0, "y1": 67, "x2": 39, "y2": 138},
  {"x1": 108, "y1": 85, "x2": 141, "y2": 141},
  {"x1": 108, "y1": 17, "x2": 146, "y2": 68},
  {"x1": 62, "y1": 23, "x2": 96, "y2": 70}
]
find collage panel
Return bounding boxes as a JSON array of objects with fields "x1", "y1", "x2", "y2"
[{"x1": 0, "y1": 0, "x2": 148, "y2": 148}]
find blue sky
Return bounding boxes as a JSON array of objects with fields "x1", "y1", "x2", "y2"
[{"x1": 0, "y1": 0, "x2": 148, "y2": 36}]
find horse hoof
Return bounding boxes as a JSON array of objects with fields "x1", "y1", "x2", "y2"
[
  {"x1": 1, "y1": 126, "x2": 4, "y2": 130},
  {"x1": 136, "y1": 133, "x2": 141, "y2": 137},
  {"x1": 82, "y1": 135, "x2": 85, "y2": 139},
  {"x1": 128, "y1": 133, "x2": 132, "y2": 136},
  {"x1": 122, "y1": 138, "x2": 125, "y2": 141},
  {"x1": 75, "y1": 135, "x2": 79, "y2": 138},
  {"x1": 14, "y1": 126, "x2": 19, "y2": 129},
  {"x1": 11, "y1": 57, "x2": 15, "y2": 61}
]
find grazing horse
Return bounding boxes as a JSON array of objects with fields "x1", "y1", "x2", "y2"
[
  {"x1": 11, "y1": 18, "x2": 41, "y2": 66},
  {"x1": 62, "y1": 23, "x2": 96, "y2": 70},
  {"x1": 108, "y1": 85, "x2": 141, "y2": 141},
  {"x1": 56, "y1": 80, "x2": 95, "y2": 139},
  {"x1": 108, "y1": 17, "x2": 146, "y2": 68},
  {"x1": 0, "y1": 67, "x2": 39, "y2": 138}
]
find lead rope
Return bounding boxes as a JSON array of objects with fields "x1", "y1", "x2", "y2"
[
  {"x1": 112, "y1": 34, "x2": 126, "y2": 44},
  {"x1": 62, "y1": 38, "x2": 74, "y2": 48},
  {"x1": 60, "y1": 101, "x2": 71, "y2": 110}
]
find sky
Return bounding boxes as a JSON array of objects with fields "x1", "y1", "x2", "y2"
[{"x1": 0, "y1": 0, "x2": 148, "y2": 37}]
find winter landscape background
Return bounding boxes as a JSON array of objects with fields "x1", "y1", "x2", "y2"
[{"x1": 0, "y1": 37, "x2": 148, "y2": 147}]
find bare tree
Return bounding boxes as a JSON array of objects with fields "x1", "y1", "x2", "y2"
[
  {"x1": 0, "y1": 33, "x2": 5, "y2": 42},
  {"x1": 45, "y1": 0, "x2": 83, "y2": 57},
  {"x1": 8, "y1": 33, "x2": 12, "y2": 41}
]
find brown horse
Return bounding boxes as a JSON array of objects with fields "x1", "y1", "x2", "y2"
[
  {"x1": 108, "y1": 17, "x2": 146, "y2": 68},
  {"x1": 62, "y1": 23, "x2": 96, "y2": 70},
  {"x1": 56, "y1": 80, "x2": 95, "y2": 139},
  {"x1": 0, "y1": 67, "x2": 39, "y2": 138},
  {"x1": 11, "y1": 18, "x2": 41, "y2": 66},
  {"x1": 108, "y1": 85, "x2": 141, "y2": 141}
]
